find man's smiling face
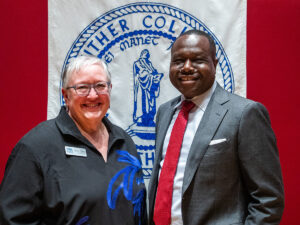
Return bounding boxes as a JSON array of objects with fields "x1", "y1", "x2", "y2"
[{"x1": 169, "y1": 34, "x2": 218, "y2": 99}]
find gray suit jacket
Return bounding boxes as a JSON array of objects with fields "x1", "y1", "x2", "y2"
[{"x1": 148, "y1": 84, "x2": 284, "y2": 225}]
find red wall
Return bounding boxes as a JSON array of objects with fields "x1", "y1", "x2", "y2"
[
  {"x1": 247, "y1": 1, "x2": 300, "y2": 224},
  {"x1": 0, "y1": 0, "x2": 299, "y2": 224},
  {"x1": 0, "y1": 0, "x2": 48, "y2": 178}
]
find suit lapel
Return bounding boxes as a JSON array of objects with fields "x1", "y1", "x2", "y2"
[
  {"x1": 182, "y1": 85, "x2": 229, "y2": 194},
  {"x1": 148, "y1": 96, "x2": 180, "y2": 210},
  {"x1": 155, "y1": 97, "x2": 180, "y2": 160}
]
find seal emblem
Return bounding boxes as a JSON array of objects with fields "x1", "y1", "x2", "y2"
[{"x1": 61, "y1": 2, "x2": 234, "y2": 180}]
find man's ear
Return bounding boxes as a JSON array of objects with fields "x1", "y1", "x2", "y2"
[{"x1": 214, "y1": 58, "x2": 219, "y2": 68}]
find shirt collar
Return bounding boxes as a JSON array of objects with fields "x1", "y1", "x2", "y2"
[{"x1": 174, "y1": 80, "x2": 217, "y2": 111}]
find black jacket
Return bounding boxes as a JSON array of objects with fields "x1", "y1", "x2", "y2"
[{"x1": 0, "y1": 107, "x2": 147, "y2": 225}]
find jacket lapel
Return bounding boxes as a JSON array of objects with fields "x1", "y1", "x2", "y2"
[
  {"x1": 182, "y1": 85, "x2": 229, "y2": 194},
  {"x1": 155, "y1": 97, "x2": 181, "y2": 160},
  {"x1": 148, "y1": 96, "x2": 180, "y2": 211}
]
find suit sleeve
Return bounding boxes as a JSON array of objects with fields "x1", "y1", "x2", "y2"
[
  {"x1": 0, "y1": 142, "x2": 43, "y2": 225},
  {"x1": 238, "y1": 102, "x2": 284, "y2": 225}
]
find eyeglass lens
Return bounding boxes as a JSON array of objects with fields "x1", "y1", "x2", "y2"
[{"x1": 75, "y1": 82, "x2": 109, "y2": 96}]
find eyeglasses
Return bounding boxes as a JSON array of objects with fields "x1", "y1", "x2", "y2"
[{"x1": 66, "y1": 81, "x2": 111, "y2": 96}]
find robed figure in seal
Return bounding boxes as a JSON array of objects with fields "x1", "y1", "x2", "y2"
[{"x1": 133, "y1": 49, "x2": 163, "y2": 127}]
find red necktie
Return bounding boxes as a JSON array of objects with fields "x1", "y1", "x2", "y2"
[{"x1": 153, "y1": 100, "x2": 195, "y2": 225}]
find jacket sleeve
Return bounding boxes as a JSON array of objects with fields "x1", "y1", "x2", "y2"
[
  {"x1": 238, "y1": 102, "x2": 284, "y2": 225},
  {"x1": 0, "y1": 142, "x2": 43, "y2": 225}
]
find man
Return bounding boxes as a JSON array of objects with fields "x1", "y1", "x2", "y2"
[{"x1": 148, "y1": 30, "x2": 284, "y2": 225}]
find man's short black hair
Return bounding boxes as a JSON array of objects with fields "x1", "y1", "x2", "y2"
[{"x1": 172, "y1": 29, "x2": 217, "y2": 59}]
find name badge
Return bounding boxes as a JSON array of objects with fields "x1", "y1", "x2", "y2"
[{"x1": 65, "y1": 146, "x2": 87, "y2": 157}]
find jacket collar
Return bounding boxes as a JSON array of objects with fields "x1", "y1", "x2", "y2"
[{"x1": 55, "y1": 107, "x2": 124, "y2": 149}]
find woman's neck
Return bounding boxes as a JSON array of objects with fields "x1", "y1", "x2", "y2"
[{"x1": 76, "y1": 121, "x2": 109, "y2": 162}]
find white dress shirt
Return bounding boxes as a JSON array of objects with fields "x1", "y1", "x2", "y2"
[{"x1": 159, "y1": 81, "x2": 217, "y2": 225}]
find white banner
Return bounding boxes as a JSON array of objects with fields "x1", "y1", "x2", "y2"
[{"x1": 48, "y1": 0, "x2": 246, "y2": 181}]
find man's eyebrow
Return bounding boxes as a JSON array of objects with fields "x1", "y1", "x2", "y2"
[{"x1": 172, "y1": 51, "x2": 208, "y2": 58}]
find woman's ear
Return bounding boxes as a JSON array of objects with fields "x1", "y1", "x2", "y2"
[{"x1": 62, "y1": 88, "x2": 68, "y2": 103}]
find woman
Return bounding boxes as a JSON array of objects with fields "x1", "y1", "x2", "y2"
[{"x1": 0, "y1": 56, "x2": 147, "y2": 225}]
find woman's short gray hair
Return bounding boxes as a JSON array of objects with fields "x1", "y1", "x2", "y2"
[{"x1": 62, "y1": 55, "x2": 111, "y2": 88}]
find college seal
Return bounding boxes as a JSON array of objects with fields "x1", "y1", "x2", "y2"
[{"x1": 61, "y1": 2, "x2": 234, "y2": 180}]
